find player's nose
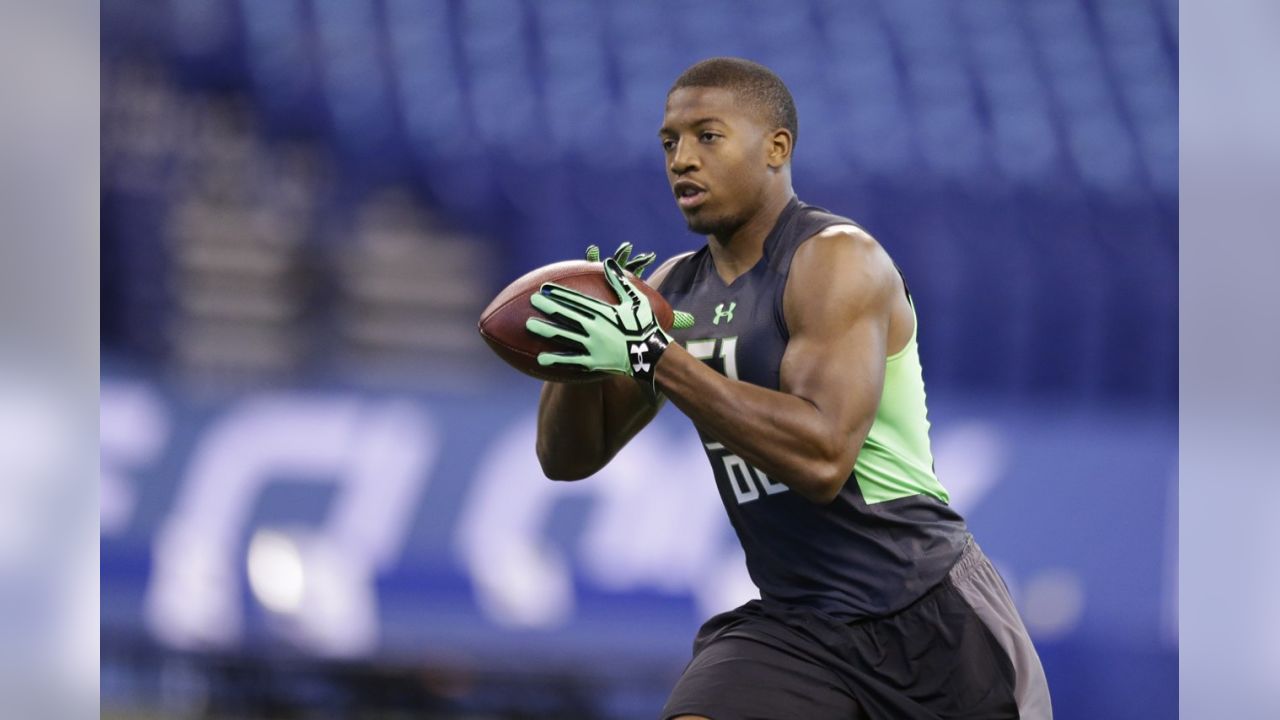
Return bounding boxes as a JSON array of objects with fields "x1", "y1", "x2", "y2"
[{"x1": 669, "y1": 139, "x2": 700, "y2": 175}]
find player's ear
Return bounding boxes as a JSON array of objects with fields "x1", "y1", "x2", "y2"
[{"x1": 766, "y1": 128, "x2": 792, "y2": 169}]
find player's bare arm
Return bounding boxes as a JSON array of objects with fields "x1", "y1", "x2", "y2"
[
  {"x1": 534, "y1": 255, "x2": 684, "y2": 480},
  {"x1": 655, "y1": 226, "x2": 904, "y2": 504}
]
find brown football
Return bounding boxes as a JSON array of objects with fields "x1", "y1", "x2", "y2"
[{"x1": 478, "y1": 260, "x2": 674, "y2": 383}]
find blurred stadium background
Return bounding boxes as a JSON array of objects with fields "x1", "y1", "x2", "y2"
[{"x1": 100, "y1": 1, "x2": 1177, "y2": 718}]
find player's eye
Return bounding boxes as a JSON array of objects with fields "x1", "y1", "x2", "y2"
[
  {"x1": 699, "y1": 131, "x2": 721, "y2": 143},
  {"x1": 661, "y1": 138, "x2": 677, "y2": 152}
]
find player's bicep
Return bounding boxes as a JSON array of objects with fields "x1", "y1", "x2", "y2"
[
  {"x1": 779, "y1": 229, "x2": 896, "y2": 444},
  {"x1": 783, "y1": 306, "x2": 887, "y2": 397},
  {"x1": 781, "y1": 313, "x2": 887, "y2": 444}
]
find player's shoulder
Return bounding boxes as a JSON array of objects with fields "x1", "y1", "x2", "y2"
[
  {"x1": 783, "y1": 222, "x2": 901, "y2": 334},
  {"x1": 793, "y1": 223, "x2": 896, "y2": 285}
]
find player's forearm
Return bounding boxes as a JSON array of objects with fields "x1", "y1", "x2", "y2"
[
  {"x1": 656, "y1": 346, "x2": 859, "y2": 503},
  {"x1": 535, "y1": 377, "x2": 655, "y2": 480},
  {"x1": 536, "y1": 381, "x2": 609, "y2": 479}
]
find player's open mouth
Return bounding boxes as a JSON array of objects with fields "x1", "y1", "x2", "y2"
[{"x1": 675, "y1": 183, "x2": 708, "y2": 209}]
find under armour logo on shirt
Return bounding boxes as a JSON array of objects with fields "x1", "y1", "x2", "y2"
[
  {"x1": 630, "y1": 342, "x2": 650, "y2": 373},
  {"x1": 713, "y1": 302, "x2": 736, "y2": 325}
]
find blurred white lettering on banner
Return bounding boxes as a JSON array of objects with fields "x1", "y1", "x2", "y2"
[
  {"x1": 456, "y1": 415, "x2": 754, "y2": 629},
  {"x1": 100, "y1": 382, "x2": 169, "y2": 535},
  {"x1": 144, "y1": 395, "x2": 438, "y2": 657},
  {"x1": 930, "y1": 420, "x2": 1008, "y2": 516}
]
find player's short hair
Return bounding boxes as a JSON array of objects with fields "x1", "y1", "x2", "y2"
[{"x1": 669, "y1": 57, "x2": 799, "y2": 146}]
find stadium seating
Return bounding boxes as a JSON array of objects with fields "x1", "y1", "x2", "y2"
[{"x1": 102, "y1": 0, "x2": 1177, "y2": 401}]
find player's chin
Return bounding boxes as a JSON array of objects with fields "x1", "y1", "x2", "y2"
[
  {"x1": 682, "y1": 207, "x2": 720, "y2": 235},
  {"x1": 687, "y1": 216, "x2": 736, "y2": 237}
]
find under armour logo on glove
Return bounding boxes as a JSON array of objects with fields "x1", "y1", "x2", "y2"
[{"x1": 630, "y1": 342, "x2": 650, "y2": 373}]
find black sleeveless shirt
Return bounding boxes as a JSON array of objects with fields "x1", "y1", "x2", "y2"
[{"x1": 660, "y1": 197, "x2": 969, "y2": 620}]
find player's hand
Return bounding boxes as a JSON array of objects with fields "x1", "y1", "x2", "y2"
[
  {"x1": 525, "y1": 257, "x2": 671, "y2": 391},
  {"x1": 586, "y1": 242, "x2": 656, "y2": 278},
  {"x1": 584, "y1": 242, "x2": 695, "y2": 330}
]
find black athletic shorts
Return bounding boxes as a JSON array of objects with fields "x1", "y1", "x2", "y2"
[{"x1": 661, "y1": 538, "x2": 1052, "y2": 720}]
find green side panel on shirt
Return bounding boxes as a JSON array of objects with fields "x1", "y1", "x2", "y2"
[{"x1": 852, "y1": 302, "x2": 951, "y2": 505}]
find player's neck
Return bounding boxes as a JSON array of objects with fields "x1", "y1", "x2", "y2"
[{"x1": 707, "y1": 189, "x2": 794, "y2": 283}]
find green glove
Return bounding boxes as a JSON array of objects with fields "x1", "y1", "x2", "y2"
[
  {"x1": 526, "y1": 257, "x2": 672, "y2": 391},
  {"x1": 585, "y1": 242, "x2": 656, "y2": 278},
  {"x1": 584, "y1": 242, "x2": 694, "y2": 330}
]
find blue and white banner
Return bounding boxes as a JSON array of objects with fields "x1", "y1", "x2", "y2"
[{"x1": 101, "y1": 372, "x2": 1176, "y2": 715}]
